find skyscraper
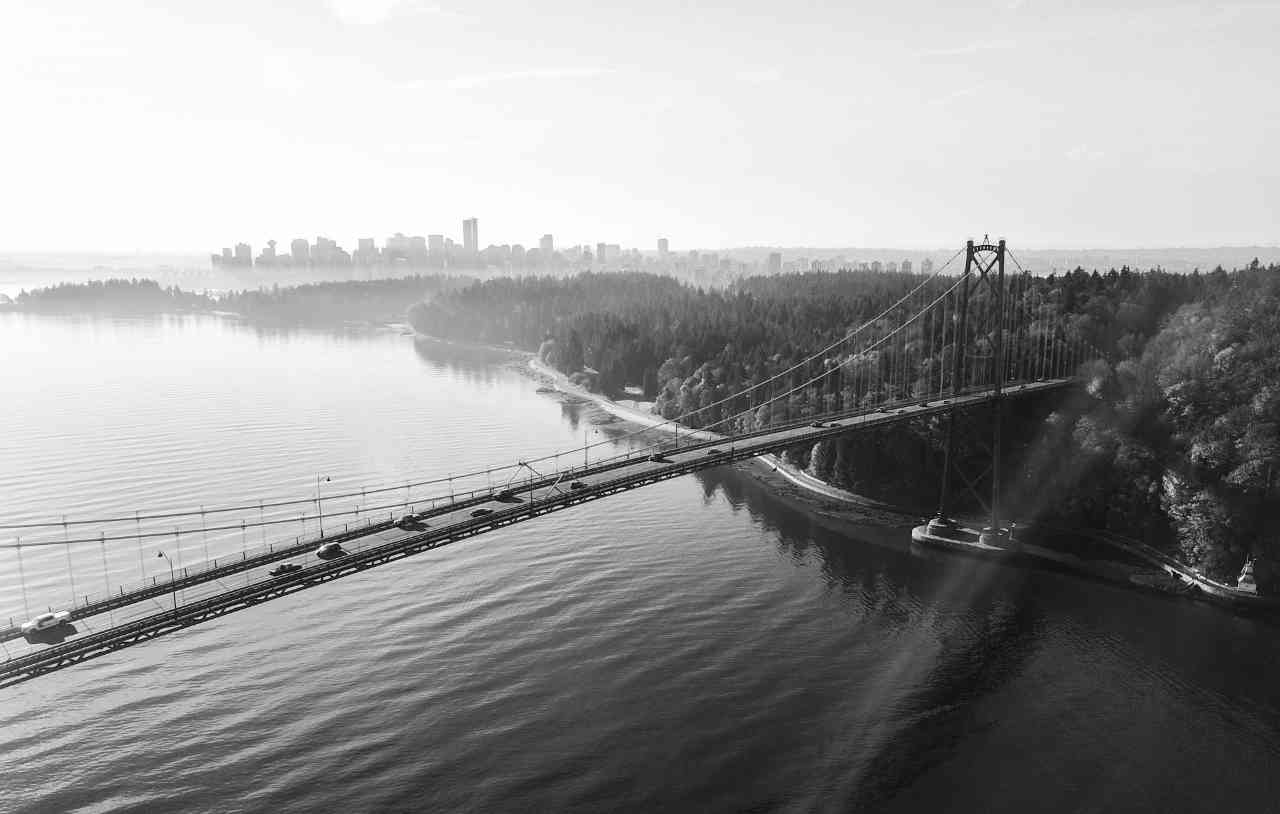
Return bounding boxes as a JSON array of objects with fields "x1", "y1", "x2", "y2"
[
  {"x1": 767, "y1": 252, "x2": 782, "y2": 274},
  {"x1": 920, "y1": 257, "x2": 934, "y2": 274},
  {"x1": 462, "y1": 218, "x2": 478, "y2": 255},
  {"x1": 234, "y1": 243, "x2": 252, "y2": 267},
  {"x1": 540, "y1": 234, "x2": 554, "y2": 255},
  {"x1": 658, "y1": 238, "x2": 669, "y2": 255},
  {"x1": 291, "y1": 238, "x2": 310, "y2": 266}
]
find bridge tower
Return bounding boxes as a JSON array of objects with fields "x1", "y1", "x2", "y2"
[{"x1": 927, "y1": 237, "x2": 1010, "y2": 544}]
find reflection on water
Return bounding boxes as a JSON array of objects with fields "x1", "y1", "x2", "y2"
[{"x1": 2, "y1": 313, "x2": 1280, "y2": 813}]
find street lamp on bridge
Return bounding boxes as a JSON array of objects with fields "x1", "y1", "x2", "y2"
[
  {"x1": 316, "y1": 475, "x2": 331, "y2": 538},
  {"x1": 156, "y1": 551, "x2": 177, "y2": 611}
]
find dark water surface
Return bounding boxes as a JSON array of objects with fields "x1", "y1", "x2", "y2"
[{"x1": 2, "y1": 314, "x2": 1278, "y2": 813}]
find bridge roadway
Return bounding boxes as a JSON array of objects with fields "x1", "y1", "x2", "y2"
[{"x1": 0, "y1": 379, "x2": 1070, "y2": 688}]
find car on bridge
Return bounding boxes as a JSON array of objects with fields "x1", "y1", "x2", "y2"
[
  {"x1": 810, "y1": 420, "x2": 825, "y2": 427},
  {"x1": 470, "y1": 508, "x2": 493, "y2": 518},
  {"x1": 21, "y1": 611, "x2": 71, "y2": 635},
  {"x1": 315, "y1": 542, "x2": 347, "y2": 560},
  {"x1": 647, "y1": 453, "x2": 668, "y2": 463},
  {"x1": 397, "y1": 514, "x2": 428, "y2": 531},
  {"x1": 570, "y1": 481, "x2": 587, "y2": 490},
  {"x1": 707, "y1": 448, "x2": 727, "y2": 457},
  {"x1": 268, "y1": 563, "x2": 302, "y2": 577}
]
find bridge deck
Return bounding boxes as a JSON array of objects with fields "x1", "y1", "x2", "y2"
[{"x1": 0, "y1": 379, "x2": 1070, "y2": 688}]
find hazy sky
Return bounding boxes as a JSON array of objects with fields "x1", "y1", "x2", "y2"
[{"x1": 3, "y1": 0, "x2": 1277, "y2": 252}]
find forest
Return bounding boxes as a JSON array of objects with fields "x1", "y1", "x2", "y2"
[
  {"x1": 409, "y1": 262, "x2": 1280, "y2": 592},
  {"x1": 6, "y1": 276, "x2": 468, "y2": 323}
]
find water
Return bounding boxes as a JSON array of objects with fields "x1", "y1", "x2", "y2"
[{"x1": 2, "y1": 313, "x2": 1279, "y2": 813}]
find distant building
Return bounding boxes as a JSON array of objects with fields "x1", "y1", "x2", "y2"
[
  {"x1": 428, "y1": 234, "x2": 444, "y2": 256},
  {"x1": 658, "y1": 238, "x2": 669, "y2": 255},
  {"x1": 234, "y1": 243, "x2": 252, "y2": 267},
  {"x1": 901, "y1": 259, "x2": 913, "y2": 274},
  {"x1": 384, "y1": 233, "x2": 413, "y2": 264},
  {"x1": 767, "y1": 252, "x2": 782, "y2": 274},
  {"x1": 291, "y1": 238, "x2": 310, "y2": 266},
  {"x1": 313, "y1": 236, "x2": 350, "y2": 266},
  {"x1": 355, "y1": 238, "x2": 377, "y2": 266},
  {"x1": 410, "y1": 236, "x2": 427, "y2": 262},
  {"x1": 870, "y1": 260, "x2": 883, "y2": 273},
  {"x1": 257, "y1": 239, "x2": 279, "y2": 267},
  {"x1": 920, "y1": 257, "x2": 934, "y2": 275},
  {"x1": 596, "y1": 242, "x2": 608, "y2": 266},
  {"x1": 540, "y1": 234, "x2": 554, "y2": 256},
  {"x1": 887, "y1": 261, "x2": 898, "y2": 274},
  {"x1": 462, "y1": 218, "x2": 478, "y2": 255}
]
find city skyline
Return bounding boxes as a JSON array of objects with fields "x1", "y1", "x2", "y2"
[{"x1": 4, "y1": 2, "x2": 1277, "y2": 252}]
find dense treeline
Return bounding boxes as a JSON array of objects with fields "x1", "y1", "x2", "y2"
[
  {"x1": 1022, "y1": 262, "x2": 1280, "y2": 591},
  {"x1": 218, "y1": 276, "x2": 469, "y2": 322},
  {"x1": 7, "y1": 275, "x2": 469, "y2": 323},
  {"x1": 410, "y1": 262, "x2": 1280, "y2": 590},
  {"x1": 8, "y1": 279, "x2": 214, "y2": 312}
]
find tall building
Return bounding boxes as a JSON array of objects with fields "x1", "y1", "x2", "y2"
[
  {"x1": 658, "y1": 238, "x2": 669, "y2": 255},
  {"x1": 596, "y1": 242, "x2": 608, "y2": 266},
  {"x1": 291, "y1": 238, "x2": 310, "y2": 266},
  {"x1": 920, "y1": 257, "x2": 934, "y2": 275},
  {"x1": 767, "y1": 252, "x2": 782, "y2": 274},
  {"x1": 540, "y1": 234, "x2": 554, "y2": 256},
  {"x1": 355, "y1": 238, "x2": 377, "y2": 266},
  {"x1": 234, "y1": 243, "x2": 252, "y2": 267},
  {"x1": 462, "y1": 218, "x2": 478, "y2": 255},
  {"x1": 901, "y1": 259, "x2": 913, "y2": 274},
  {"x1": 428, "y1": 234, "x2": 444, "y2": 256},
  {"x1": 870, "y1": 260, "x2": 883, "y2": 273}
]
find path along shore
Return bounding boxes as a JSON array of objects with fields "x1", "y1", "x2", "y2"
[{"x1": 524, "y1": 356, "x2": 897, "y2": 512}]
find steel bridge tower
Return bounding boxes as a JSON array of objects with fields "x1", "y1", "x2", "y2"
[{"x1": 926, "y1": 237, "x2": 1011, "y2": 546}]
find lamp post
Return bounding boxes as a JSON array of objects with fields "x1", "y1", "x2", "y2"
[
  {"x1": 583, "y1": 428, "x2": 600, "y2": 470},
  {"x1": 156, "y1": 551, "x2": 177, "y2": 611},
  {"x1": 316, "y1": 475, "x2": 331, "y2": 538}
]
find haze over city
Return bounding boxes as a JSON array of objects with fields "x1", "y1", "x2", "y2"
[{"x1": 4, "y1": 0, "x2": 1277, "y2": 252}]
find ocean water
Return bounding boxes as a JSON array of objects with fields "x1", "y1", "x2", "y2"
[{"x1": 1, "y1": 313, "x2": 1278, "y2": 813}]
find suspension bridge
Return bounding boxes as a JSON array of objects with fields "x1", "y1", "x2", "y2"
[{"x1": 0, "y1": 239, "x2": 1097, "y2": 688}]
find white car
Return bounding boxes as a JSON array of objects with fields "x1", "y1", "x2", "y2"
[
  {"x1": 315, "y1": 542, "x2": 347, "y2": 560},
  {"x1": 21, "y1": 610, "x2": 71, "y2": 635}
]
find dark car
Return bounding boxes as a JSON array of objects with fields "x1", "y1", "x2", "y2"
[
  {"x1": 269, "y1": 563, "x2": 302, "y2": 577},
  {"x1": 647, "y1": 453, "x2": 668, "y2": 463},
  {"x1": 707, "y1": 448, "x2": 725, "y2": 456},
  {"x1": 470, "y1": 508, "x2": 493, "y2": 518},
  {"x1": 570, "y1": 481, "x2": 587, "y2": 490},
  {"x1": 810, "y1": 420, "x2": 824, "y2": 428}
]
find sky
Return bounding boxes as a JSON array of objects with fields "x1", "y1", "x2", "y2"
[{"x1": 2, "y1": 0, "x2": 1277, "y2": 252}]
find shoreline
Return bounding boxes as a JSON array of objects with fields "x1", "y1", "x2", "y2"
[
  {"x1": 509, "y1": 345, "x2": 1273, "y2": 610},
  {"x1": 522, "y1": 354, "x2": 903, "y2": 513}
]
